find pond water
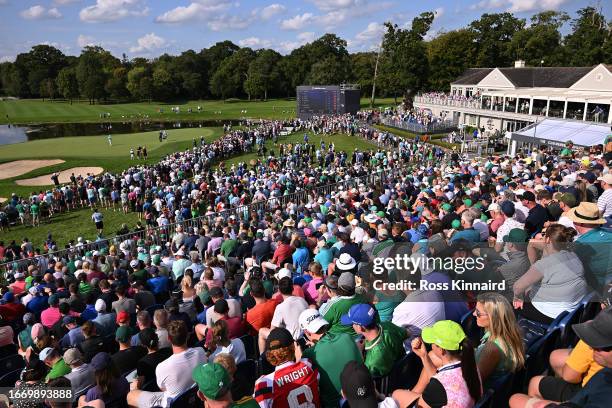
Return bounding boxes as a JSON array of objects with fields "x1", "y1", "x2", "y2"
[{"x1": 0, "y1": 119, "x2": 235, "y2": 146}]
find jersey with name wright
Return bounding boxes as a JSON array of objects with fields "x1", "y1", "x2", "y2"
[{"x1": 254, "y1": 358, "x2": 320, "y2": 408}]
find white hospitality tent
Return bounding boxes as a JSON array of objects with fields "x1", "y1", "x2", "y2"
[{"x1": 508, "y1": 118, "x2": 610, "y2": 155}]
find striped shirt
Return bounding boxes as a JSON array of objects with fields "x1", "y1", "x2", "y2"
[{"x1": 597, "y1": 189, "x2": 612, "y2": 218}]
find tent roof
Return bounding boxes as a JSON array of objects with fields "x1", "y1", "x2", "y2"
[{"x1": 510, "y1": 119, "x2": 609, "y2": 148}]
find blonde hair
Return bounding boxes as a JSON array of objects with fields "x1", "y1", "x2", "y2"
[
  {"x1": 181, "y1": 275, "x2": 193, "y2": 291},
  {"x1": 153, "y1": 309, "x2": 168, "y2": 329},
  {"x1": 477, "y1": 292, "x2": 525, "y2": 371},
  {"x1": 213, "y1": 353, "x2": 237, "y2": 377}
]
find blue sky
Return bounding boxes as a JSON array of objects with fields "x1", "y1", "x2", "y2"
[{"x1": 0, "y1": 0, "x2": 609, "y2": 62}]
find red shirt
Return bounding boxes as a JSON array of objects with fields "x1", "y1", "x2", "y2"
[
  {"x1": 272, "y1": 243, "x2": 294, "y2": 266},
  {"x1": 9, "y1": 280, "x2": 26, "y2": 295},
  {"x1": 0, "y1": 302, "x2": 25, "y2": 322},
  {"x1": 272, "y1": 286, "x2": 305, "y2": 303},
  {"x1": 246, "y1": 300, "x2": 278, "y2": 335},
  {"x1": 254, "y1": 359, "x2": 320, "y2": 408},
  {"x1": 206, "y1": 315, "x2": 245, "y2": 346}
]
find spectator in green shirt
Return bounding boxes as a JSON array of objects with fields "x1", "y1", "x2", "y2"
[
  {"x1": 318, "y1": 272, "x2": 366, "y2": 338},
  {"x1": 220, "y1": 233, "x2": 238, "y2": 258},
  {"x1": 342, "y1": 303, "x2": 408, "y2": 377},
  {"x1": 40, "y1": 347, "x2": 71, "y2": 382},
  {"x1": 297, "y1": 309, "x2": 363, "y2": 408}
]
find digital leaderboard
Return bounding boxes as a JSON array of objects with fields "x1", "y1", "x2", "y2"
[{"x1": 297, "y1": 85, "x2": 360, "y2": 119}]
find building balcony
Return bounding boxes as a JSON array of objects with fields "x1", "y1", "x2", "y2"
[{"x1": 413, "y1": 95, "x2": 611, "y2": 124}]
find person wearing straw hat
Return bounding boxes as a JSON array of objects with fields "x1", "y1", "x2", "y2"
[{"x1": 570, "y1": 201, "x2": 612, "y2": 291}]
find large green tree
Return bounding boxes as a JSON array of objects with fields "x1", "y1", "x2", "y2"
[
  {"x1": 380, "y1": 12, "x2": 435, "y2": 101},
  {"x1": 427, "y1": 29, "x2": 476, "y2": 91},
  {"x1": 509, "y1": 11, "x2": 569, "y2": 66},
  {"x1": 564, "y1": 7, "x2": 611, "y2": 66},
  {"x1": 244, "y1": 49, "x2": 281, "y2": 100},
  {"x1": 76, "y1": 46, "x2": 111, "y2": 104},
  {"x1": 56, "y1": 67, "x2": 79, "y2": 103},
  {"x1": 469, "y1": 13, "x2": 525, "y2": 67}
]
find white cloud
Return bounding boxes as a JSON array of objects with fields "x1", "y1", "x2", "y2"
[
  {"x1": 309, "y1": 0, "x2": 366, "y2": 11},
  {"x1": 280, "y1": 13, "x2": 314, "y2": 30},
  {"x1": 129, "y1": 33, "x2": 167, "y2": 53},
  {"x1": 20, "y1": 5, "x2": 63, "y2": 20},
  {"x1": 350, "y1": 22, "x2": 385, "y2": 51},
  {"x1": 155, "y1": 1, "x2": 232, "y2": 24},
  {"x1": 275, "y1": 32, "x2": 318, "y2": 54},
  {"x1": 507, "y1": 0, "x2": 567, "y2": 12},
  {"x1": 238, "y1": 37, "x2": 273, "y2": 49},
  {"x1": 0, "y1": 55, "x2": 15, "y2": 63},
  {"x1": 80, "y1": 0, "x2": 148, "y2": 23},
  {"x1": 208, "y1": 15, "x2": 253, "y2": 31},
  {"x1": 77, "y1": 34, "x2": 95, "y2": 47},
  {"x1": 297, "y1": 32, "x2": 315, "y2": 42},
  {"x1": 469, "y1": 0, "x2": 567, "y2": 12},
  {"x1": 434, "y1": 7, "x2": 445, "y2": 19},
  {"x1": 260, "y1": 3, "x2": 285, "y2": 20}
]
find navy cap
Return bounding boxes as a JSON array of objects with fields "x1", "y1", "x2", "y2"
[
  {"x1": 500, "y1": 200, "x2": 515, "y2": 216},
  {"x1": 341, "y1": 303, "x2": 377, "y2": 327},
  {"x1": 62, "y1": 316, "x2": 76, "y2": 326}
]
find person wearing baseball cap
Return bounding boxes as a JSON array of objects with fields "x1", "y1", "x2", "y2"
[
  {"x1": 192, "y1": 362, "x2": 233, "y2": 406},
  {"x1": 319, "y1": 272, "x2": 366, "y2": 338},
  {"x1": 40, "y1": 346, "x2": 72, "y2": 382},
  {"x1": 519, "y1": 190, "x2": 548, "y2": 236},
  {"x1": 64, "y1": 348, "x2": 95, "y2": 397},
  {"x1": 298, "y1": 308, "x2": 362, "y2": 408},
  {"x1": 341, "y1": 303, "x2": 407, "y2": 377},
  {"x1": 254, "y1": 327, "x2": 321, "y2": 408},
  {"x1": 340, "y1": 360, "x2": 399, "y2": 408},
  {"x1": 393, "y1": 320, "x2": 481, "y2": 408},
  {"x1": 510, "y1": 309, "x2": 612, "y2": 408},
  {"x1": 59, "y1": 315, "x2": 84, "y2": 349},
  {"x1": 112, "y1": 325, "x2": 145, "y2": 375}
]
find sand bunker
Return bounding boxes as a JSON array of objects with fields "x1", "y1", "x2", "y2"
[
  {"x1": 0, "y1": 159, "x2": 65, "y2": 180},
  {"x1": 0, "y1": 197, "x2": 7, "y2": 203},
  {"x1": 16, "y1": 167, "x2": 104, "y2": 186}
]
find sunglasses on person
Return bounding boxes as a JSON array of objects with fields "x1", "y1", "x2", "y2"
[{"x1": 473, "y1": 309, "x2": 488, "y2": 318}]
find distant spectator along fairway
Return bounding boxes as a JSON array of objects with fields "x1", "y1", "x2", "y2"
[
  {"x1": 0, "y1": 130, "x2": 381, "y2": 247},
  {"x1": 0, "y1": 127, "x2": 222, "y2": 198},
  {"x1": 0, "y1": 97, "x2": 397, "y2": 124}
]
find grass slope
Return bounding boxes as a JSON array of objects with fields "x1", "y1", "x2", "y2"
[
  {"x1": 0, "y1": 98, "x2": 398, "y2": 124},
  {"x1": 0, "y1": 131, "x2": 381, "y2": 249}
]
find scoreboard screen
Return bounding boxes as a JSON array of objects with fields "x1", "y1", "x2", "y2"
[
  {"x1": 298, "y1": 88, "x2": 339, "y2": 116},
  {"x1": 297, "y1": 85, "x2": 360, "y2": 119}
]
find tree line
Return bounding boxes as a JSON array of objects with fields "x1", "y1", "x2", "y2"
[{"x1": 0, "y1": 7, "x2": 609, "y2": 104}]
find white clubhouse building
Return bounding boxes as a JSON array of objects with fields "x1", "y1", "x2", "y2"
[{"x1": 413, "y1": 62, "x2": 612, "y2": 134}]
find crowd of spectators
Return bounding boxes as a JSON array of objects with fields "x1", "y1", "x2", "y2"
[{"x1": 0, "y1": 114, "x2": 611, "y2": 408}]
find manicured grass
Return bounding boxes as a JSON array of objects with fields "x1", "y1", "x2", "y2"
[
  {"x1": 0, "y1": 98, "x2": 398, "y2": 124},
  {"x1": 0, "y1": 127, "x2": 223, "y2": 198},
  {"x1": 0, "y1": 131, "x2": 382, "y2": 249},
  {"x1": 374, "y1": 124, "x2": 459, "y2": 150},
  {"x1": 223, "y1": 130, "x2": 382, "y2": 168}
]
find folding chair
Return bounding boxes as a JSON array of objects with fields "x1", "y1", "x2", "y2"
[{"x1": 239, "y1": 334, "x2": 258, "y2": 360}]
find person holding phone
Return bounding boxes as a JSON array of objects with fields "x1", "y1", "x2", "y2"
[{"x1": 392, "y1": 320, "x2": 482, "y2": 408}]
